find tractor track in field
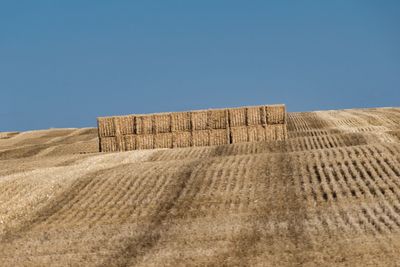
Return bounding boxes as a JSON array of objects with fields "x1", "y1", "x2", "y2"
[
  {"x1": 200, "y1": 142, "x2": 313, "y2": 266},
  {"x1": 259, "y1": 145, "x2": 312, "y2": 265},
  {"x1": 97, "y1": 159, "x2": 204, "y2": 267}
]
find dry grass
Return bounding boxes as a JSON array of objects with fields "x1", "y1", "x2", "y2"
[
  {"x1": 0, "y1": 132, "x2": 19, "y2": 140},
  {"x1": 0, "y1": 107, "x2": 400, "y2": 266}
]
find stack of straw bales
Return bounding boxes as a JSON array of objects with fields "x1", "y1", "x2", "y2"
[{"x1": 97, "y1": 104, "x2": 286, "y2": 152}]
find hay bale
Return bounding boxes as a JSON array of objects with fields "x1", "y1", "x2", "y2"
[
  {"x1": 264, "y1": 124, "x2": 287, "y2": 141},
  {"x1": 209, "y1": 129, "x2": 229, "y2": 146},
  {"x1": 136, "y1": 134, "x2": 154, "y2": 150},
  {"x1": 173, "y1": 131, "x2": 191, "y2": 148},
  {"x1": 100, "y1": 137, "x2": 117, "y2": 152},
  {"x1": 266, "y1": 104, "x2": 286, "y2": 124},
  {"x1": 171, "y1": 112, "x2": 191, "y2": 132},
  {"x1": 113, "y1": 116, "x2": 135, "y2": 135},
  {"x1": 208, "y1": 109, "x2": 228, "y2": 129},
  {"x1": 191, "y1": 110, "x2": 208, "y2": 130},
  {"x1": 154, "y1": 114, "x2": 171, "y2": 133},
  {"x1": 230, "y1": 127, "x2": 248, "y2": 143},
  {"x1": 115, "y1": 135, "x2": 126, "y2": 151},
  {"x1": 265, "y1": 125, "x2": 276, "y2": 140},
  {"x1": 247, "y1": 126, "x2": 257, "y2": 142},
  {"x1": 246, "y1": 106, "x2": 265, "y2": 126},
  {"x1": 247, "y1": 126, "x2": 267, "y2": 142},
  {"x1": 124, "y1": 135, "x2": 136, "y2": 151},
  {"x1": 113, "y1": 117, "x2": 122, "y2": 135},
  {"x1": 97, "y1": 117, "x2": 115, "y2": 137},
  {"x1": 228, "y1": 108, "x2": 246, "y2": 127},
  {"x1": 260, "y1": 106, "x2": 267, "y2": 125},
  {"x1": 125, "y1": 115, "x2": 136, "y2": 135},
  {"x1": 192, "y1": 130, "x2": 210, "y2": 147},
  {"x1": 154, "y1": 133, "x2": 173, "y2": 149},
  {"x1": 282, "y1": 124, "x2": 288, "y2": 140},
  {"x1": 136, "y1": 115, "x2": 154, "y2": 134},
  {"x1": 274, "y1": 124, "x2": 287, "y2": 141},
  {"x1": 257, "y1": 126, "x2": 267, "y2": 142}
]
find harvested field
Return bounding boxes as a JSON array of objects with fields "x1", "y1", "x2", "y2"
[
  {"x1": 0, "y1": 107, "x2": 400, "y2": 266},
  {"x1": 0, "y1": 132, "x2": 19, "y2": 140}
]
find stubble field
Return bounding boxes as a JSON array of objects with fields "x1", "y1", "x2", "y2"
[{"x1": 0, "y1": 107, "x2": 400, "y2": 266}]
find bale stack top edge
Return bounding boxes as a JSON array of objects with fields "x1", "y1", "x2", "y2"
[{"x1": 96, "y1": 104, "x2": 286, "y2": 120}]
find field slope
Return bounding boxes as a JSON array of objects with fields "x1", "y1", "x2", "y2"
[{"x1": 1, "y1": 107, "x2": 400, "y2": 266}]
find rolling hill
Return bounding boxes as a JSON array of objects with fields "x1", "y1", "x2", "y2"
[{"x1": 1, "y1": 107, "x2": 400, "y2": 266}]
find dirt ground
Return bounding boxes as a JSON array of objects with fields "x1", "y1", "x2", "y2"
[{"x1": 1, "y1": 107, "x2": 400, "y2": 266}]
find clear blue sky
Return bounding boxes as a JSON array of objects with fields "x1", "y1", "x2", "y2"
[{"x1": 1, "y1": 1, "x2": 399, "y2": 131}]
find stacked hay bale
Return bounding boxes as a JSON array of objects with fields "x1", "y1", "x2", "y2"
[
  {"x1": 230, "y1": 105, "x2": 287, "y2": 144},
  {"x1": 97, "y1": 104, "x2": 286, "y2": 152}
]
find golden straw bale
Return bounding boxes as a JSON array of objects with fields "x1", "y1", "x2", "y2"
[
  {"x1": 260, "y1": 106, "x2": 267, "y2": 125},
  {"x1": 173, "y1": 131, "x2": 191, "y2": 148},
  {"x1": 282, "y1": 124, "x2": 288, "y2": 140},
  {"x1": 100, "y1": 137, "x2": 117, "y2": 152},
  {"x1": 134, "y1": 116, "x2": 142, "y2": 134},
  {"x1": 208, "y1": 109, "x2": 228, "y2": 129},
  {"x1": 246, "y1": 106, "x2": 265, "y2": 126},
  {"x1": 228, "y1": 108, "x2": 246, "y2": 127},
  {"x1": 154, "y1": 133, "x2": 173, "y2": 149},
  {"x1": 266, "y1": 104, "x2": 286, "y2": 124},
  {"x1": 273, "y1": 124, "x2": 287, "y2": 141},
  {"x1": 247, "y1": 126, "x2": 267, "y2": 142},
  {"x1": 136, "y1": 115, "x2": 154, "y2": 134},
  {"x1": 230, "y1": 126, "x2": 248, "y2": 144},
  {"x1": 247, "y1": 126, "x2": 258, "y2": 142},
  {"x1": 136, "y1": 134, "x2": 154, "y2": 150},
  {"x1": 209, "y1": 129, "x2": 229, "y2": 146},
  {"x1": 171, "y1": 112, "x2": 191, "y2": 132},
  {"x1": 113, "y1": 117, "x2": 121, "y2": 135},
  {"x1": 115, "y1": 135, "x2": 126, "y2": 151},
  {"x1": 124, "y1": 135, "x2": 136, "y2": 151},
  {"x1": 97, "y1": 117, "x2": 115, "y2": 137},
  {"x1": 192, "y1": 130, "x2": 210, "y2": 147},
  {"x1": 154, "y1": 114, "x2": 171, "y2": 133},
  {"x1": 265, "y1": 125, "x2": 276, "y2": 140},
  {"x1": 112, "y1": 116, "x2": 135, "y2": 135},
  {"x1": 125, "y1": 115, "x2": 136, "y2": 135},
  {"x1": 191, "y1": 110, "x2": 208, "y2": 130}
]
